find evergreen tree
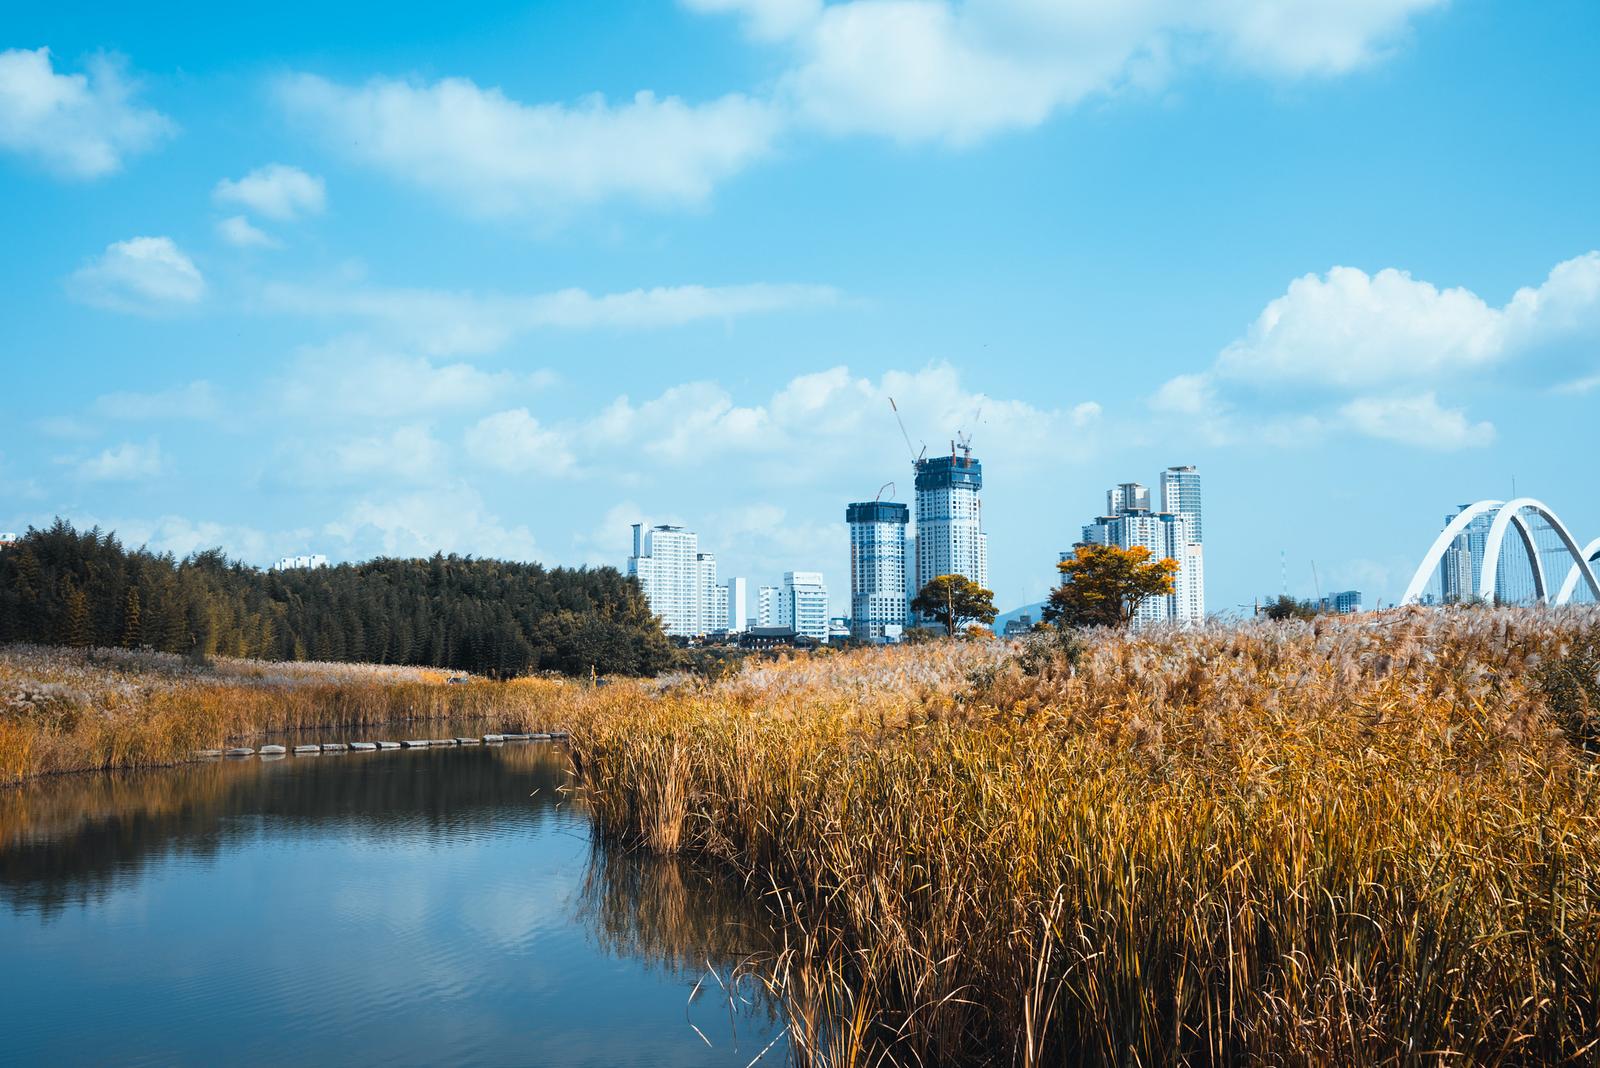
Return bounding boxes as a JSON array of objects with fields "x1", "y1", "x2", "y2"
[{"x1": 121, "y1": 586, "x2": 142, "y2": 648}]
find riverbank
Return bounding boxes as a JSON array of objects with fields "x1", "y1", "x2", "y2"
[
  {"x1": 0, "y1": 645, "x2": 572, "y2": 784},
  {"x1": 568, "y1": 607, "x2": 1600, "y2": 1065}
]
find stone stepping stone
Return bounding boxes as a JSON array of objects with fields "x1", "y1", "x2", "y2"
[
  {"x1": 293, "y1": 745, "x2": 321, "y2": 754},
  {"x1": 455, "y1": 737, "x2": 480, "y2": 745},
  {"x1": 482, "y1": 734, "x2": 504, "y2": 743},
  {"x1": 429, "y1": 739, "x2": 457, "y2": 746},
  {"x1": 321, "y1": 742, "x2": 348, "y2": 751},
  {"x1": 225, "y1": 747, "x2": 255, "y2": 757},
  {"x1": 376, "y1": 741, "x2": 400, "y2": 749},
  {"x1": 401, "y1": 739, "x2": 430, "y2": 748},
  {"x1": 350, "y1": 742, "x2": 377, "y2": 751},
  {"x1": 259, "y1": 745, "x2": 287, "y2": 755}
]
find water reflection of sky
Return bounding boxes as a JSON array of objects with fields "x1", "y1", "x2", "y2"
[{"x1": 0, "y1": 746, "x2": 782, "y2": 1067}]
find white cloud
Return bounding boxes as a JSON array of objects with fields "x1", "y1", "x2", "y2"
[
  {"x1": 213, "y1": 163, "x2": 326, "y2": 220},
  {"x1": 325, "y1": 483, "x2": 538, "y2": 560},
  {"x1": 68, "y1": 236, "x2": 205, "y2": 313},
  {"x1": 690, "y1": 0, "x2": 1445, "y2": 145},
  {"x1": 0, "y1": 48, "x2": 173, "y2": 178},
  {"x1": 76, "y1": 439, "x2": 164, "y2": 481},
  {"x1": 277, "y1": 339, "x2": 531, "y2": 417},
  {"x1": 1217, "y1": 252, "x2": 1600, "y2": 389},
  {"x1": 277, "y1": 72, "x2": 778, "y2": 217},
  {"x1": 1338, "y1": 392, "x2": 1494, "y2": 450},
  {"x1": 108, "y1": 515, "x2": 287, "y2": 564},
  {"x1": 1149, "y1": 372, "x2": 1217, "y2": 415},
  {"x1": 328, "y1": 424, "x2": 446, "y2": 480},
  {"x1": 93, "y1": 380, "x2": 223, "y2": 421},
  {"x1": 1154, "y1": 251, "x2": 1600, "y2": 449},
  {"x1": 216, "y1": 214, "x2": 279, "y2": 249},
  {"x1": 263, "y1": 280, "x2": 842, "y2": 355},
  {"x1": 464, "y1": 409, "x2": 576, "y2": 475},
  {"x1": 585, "y1": 364, "x2": 1094, "y2": 474}
]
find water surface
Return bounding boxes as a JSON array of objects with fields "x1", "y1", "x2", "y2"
[{"x1": 0, "y1": 743, "x2": 782, "y2": 1066}]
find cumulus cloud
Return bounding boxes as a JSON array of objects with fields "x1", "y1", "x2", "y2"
[
  {"x1": 277, "y1": 339, "x2": 535, "y2": 417},
  {"x1": 68, "y1": 236, "x2": 205, "y2": 313},
  {"x1": 93, "y1": 380, "x2": 223, "y2": 421},
  {"x1": 325, "y1": 483, "x2": 539, "y2": 560},
  {"x1": 263, "y1": 279, "x2": 842, "y2": 355},
  {"x1": 75, "y1": 439, "x2": 164, "y2": 481},
  {"x1": 1154, "y1": 251, "x2": 1600, "y2": 449},
  {"x1": 277, "y1": 72, "x2": 778, "y2": 217},
  {"x1": 213, "y1": 163, "x2": 326, "y2": 220},
  {"x1": 585, "y1": 364, "x2": 1096, "y2": 475},
  {"x1": 464, "y1": 409, "x2": 576, "y2": 475},
  {"x1": 690, "y1": 0, "x2": 1445, "y2": 145},
  {"x1": 216, "y1": 214, "x2": 280, "y2": 249},
  {"x1": 0, "y1": 47, "x2": 173, "y2": 177},
  {"x1": 1338, "y1": 392, "x2": 1494, "y2": 450},
  {"x1": 103, "y1": 514, "x2": 288, "y2": 564}
]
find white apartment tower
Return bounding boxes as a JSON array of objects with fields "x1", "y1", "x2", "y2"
[
  {"x1": 847, "y1": 500, "x2": 909, "y2": 642},
  {"x1": 628, "y1": 524, "x2": 721, "y2": 637},
  {"x1": 756, "y1": 585, "x2": 782, "y2": 628},
  {"x1": 724, "y1": 578, "x2": 748, "y2": 633},
  {"x1": 1075, "y1": 466, "x2": 1205, "y2": 625},
  {"x1": 913, "y1": 447, "x2": 988, "y2": 603},
  {"x1": 782, "y1": 571, "x2": 830, "y2": 642}
]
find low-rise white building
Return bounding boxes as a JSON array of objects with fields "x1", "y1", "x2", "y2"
[{"x1": 271, "y1": 553, "x2": 329, "y2": 571}]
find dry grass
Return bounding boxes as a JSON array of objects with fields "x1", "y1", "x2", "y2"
[
  {"x1": 0, "y1": 644, "x2": 571, "y2": 783},
  {"x1": 566, "y1": 607, "x2": 1600, "y2": 1065}
]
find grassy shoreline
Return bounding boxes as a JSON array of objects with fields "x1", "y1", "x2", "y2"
[{"x1": 0, "y1": 644, "x2": 573, "y2": 784}]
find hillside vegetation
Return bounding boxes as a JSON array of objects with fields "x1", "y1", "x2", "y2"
[{"x1": 0, "y1": 520, "x2": 673, "y2": 677}]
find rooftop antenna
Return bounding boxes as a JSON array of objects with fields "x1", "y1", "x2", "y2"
[
  {"x1": 874, "y1": 481, "x2": 895, "y2": 503},
  {"x1": 888, "y1": 396, "x2": 925, "y2": 465}
]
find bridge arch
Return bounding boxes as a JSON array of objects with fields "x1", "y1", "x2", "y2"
[{"x1": 1401, "y1": 499, "x2": 1600, "y2": 607}]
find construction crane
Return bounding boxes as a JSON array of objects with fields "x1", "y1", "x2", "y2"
[
  {"x1": 888, "y1": 397, "x2": 925, "y2": 466},
  {"x1": 874, "y1": 481, "x2": 896, "y2": 503}
]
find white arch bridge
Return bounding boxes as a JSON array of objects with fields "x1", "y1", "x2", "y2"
[{"x1": 1401, "y1": 498, "x2": 1600, "y2": 607}]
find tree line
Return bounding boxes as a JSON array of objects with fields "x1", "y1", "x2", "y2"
[{"x1": 0, "y1": 520, "x2": 676, "y2": 677}]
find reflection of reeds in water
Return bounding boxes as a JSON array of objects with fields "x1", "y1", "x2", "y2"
[
  {"x1": 0, "y1": 741, "x2": 578, "y2": 916},
  {"x1": 1, "y1": 645, "x2": 573, "y2": 783},
  {"x1": 570, "y1": 608, "x2": 1600, "y2": 1066}
]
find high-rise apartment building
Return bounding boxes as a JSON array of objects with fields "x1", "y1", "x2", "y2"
[
  {"x1": 1074, "y1": 466, "x2": 1205, "y2": 624},
  {"x1": 724, "y1": 578, "x2": 747, "y2": 633},
  {"x1": 913, "y1": 447, "x2": 987, "y2": 606},
  {"x1": 1160, "y1": 466, "x2": 1202, "y2": 542},
  {"x1": 782, "y1": 571, "x2": 830, "y2": 642},
  {"x1": 846, "y1": 500, "x2": 909, "y2": 642},
  {"x1": 756, "y1": 585, "x2": 781, "y2": 628},
  {"x1": 628, "y1": 523, "x2": 720, "y2": 637}
]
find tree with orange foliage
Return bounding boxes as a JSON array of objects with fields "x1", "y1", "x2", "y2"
[{"x1": 1044, "y1": 543, "x2": 1179, "y2": 629}]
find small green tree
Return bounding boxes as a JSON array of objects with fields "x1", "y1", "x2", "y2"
[
  {"x1": 911, "y1": 574, "x2": 997, "y2": 637},
  {"x1": 1044, "y1": 544, "x2": 1178, "y2": 629},
  {"x1": 1262, "y1": 595, "x2": 1318, "y2": 621}
]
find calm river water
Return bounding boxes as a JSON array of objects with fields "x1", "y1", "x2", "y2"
[{"x1": 0, "y1": 742, "x2": 784, "y2": 1067}]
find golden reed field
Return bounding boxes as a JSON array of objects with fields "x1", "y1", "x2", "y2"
[{"x1": 5, "y1": 607, "x2": 1600, "y2": 1064}]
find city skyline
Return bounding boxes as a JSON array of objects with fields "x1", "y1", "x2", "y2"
[{"x1": 2, "y1": 2, "x2": 1598, "y2": 616}]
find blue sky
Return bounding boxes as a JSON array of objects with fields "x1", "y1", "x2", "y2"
[{"x1": 2, "y1": 0, "x2": 1598, "y2": 616}]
